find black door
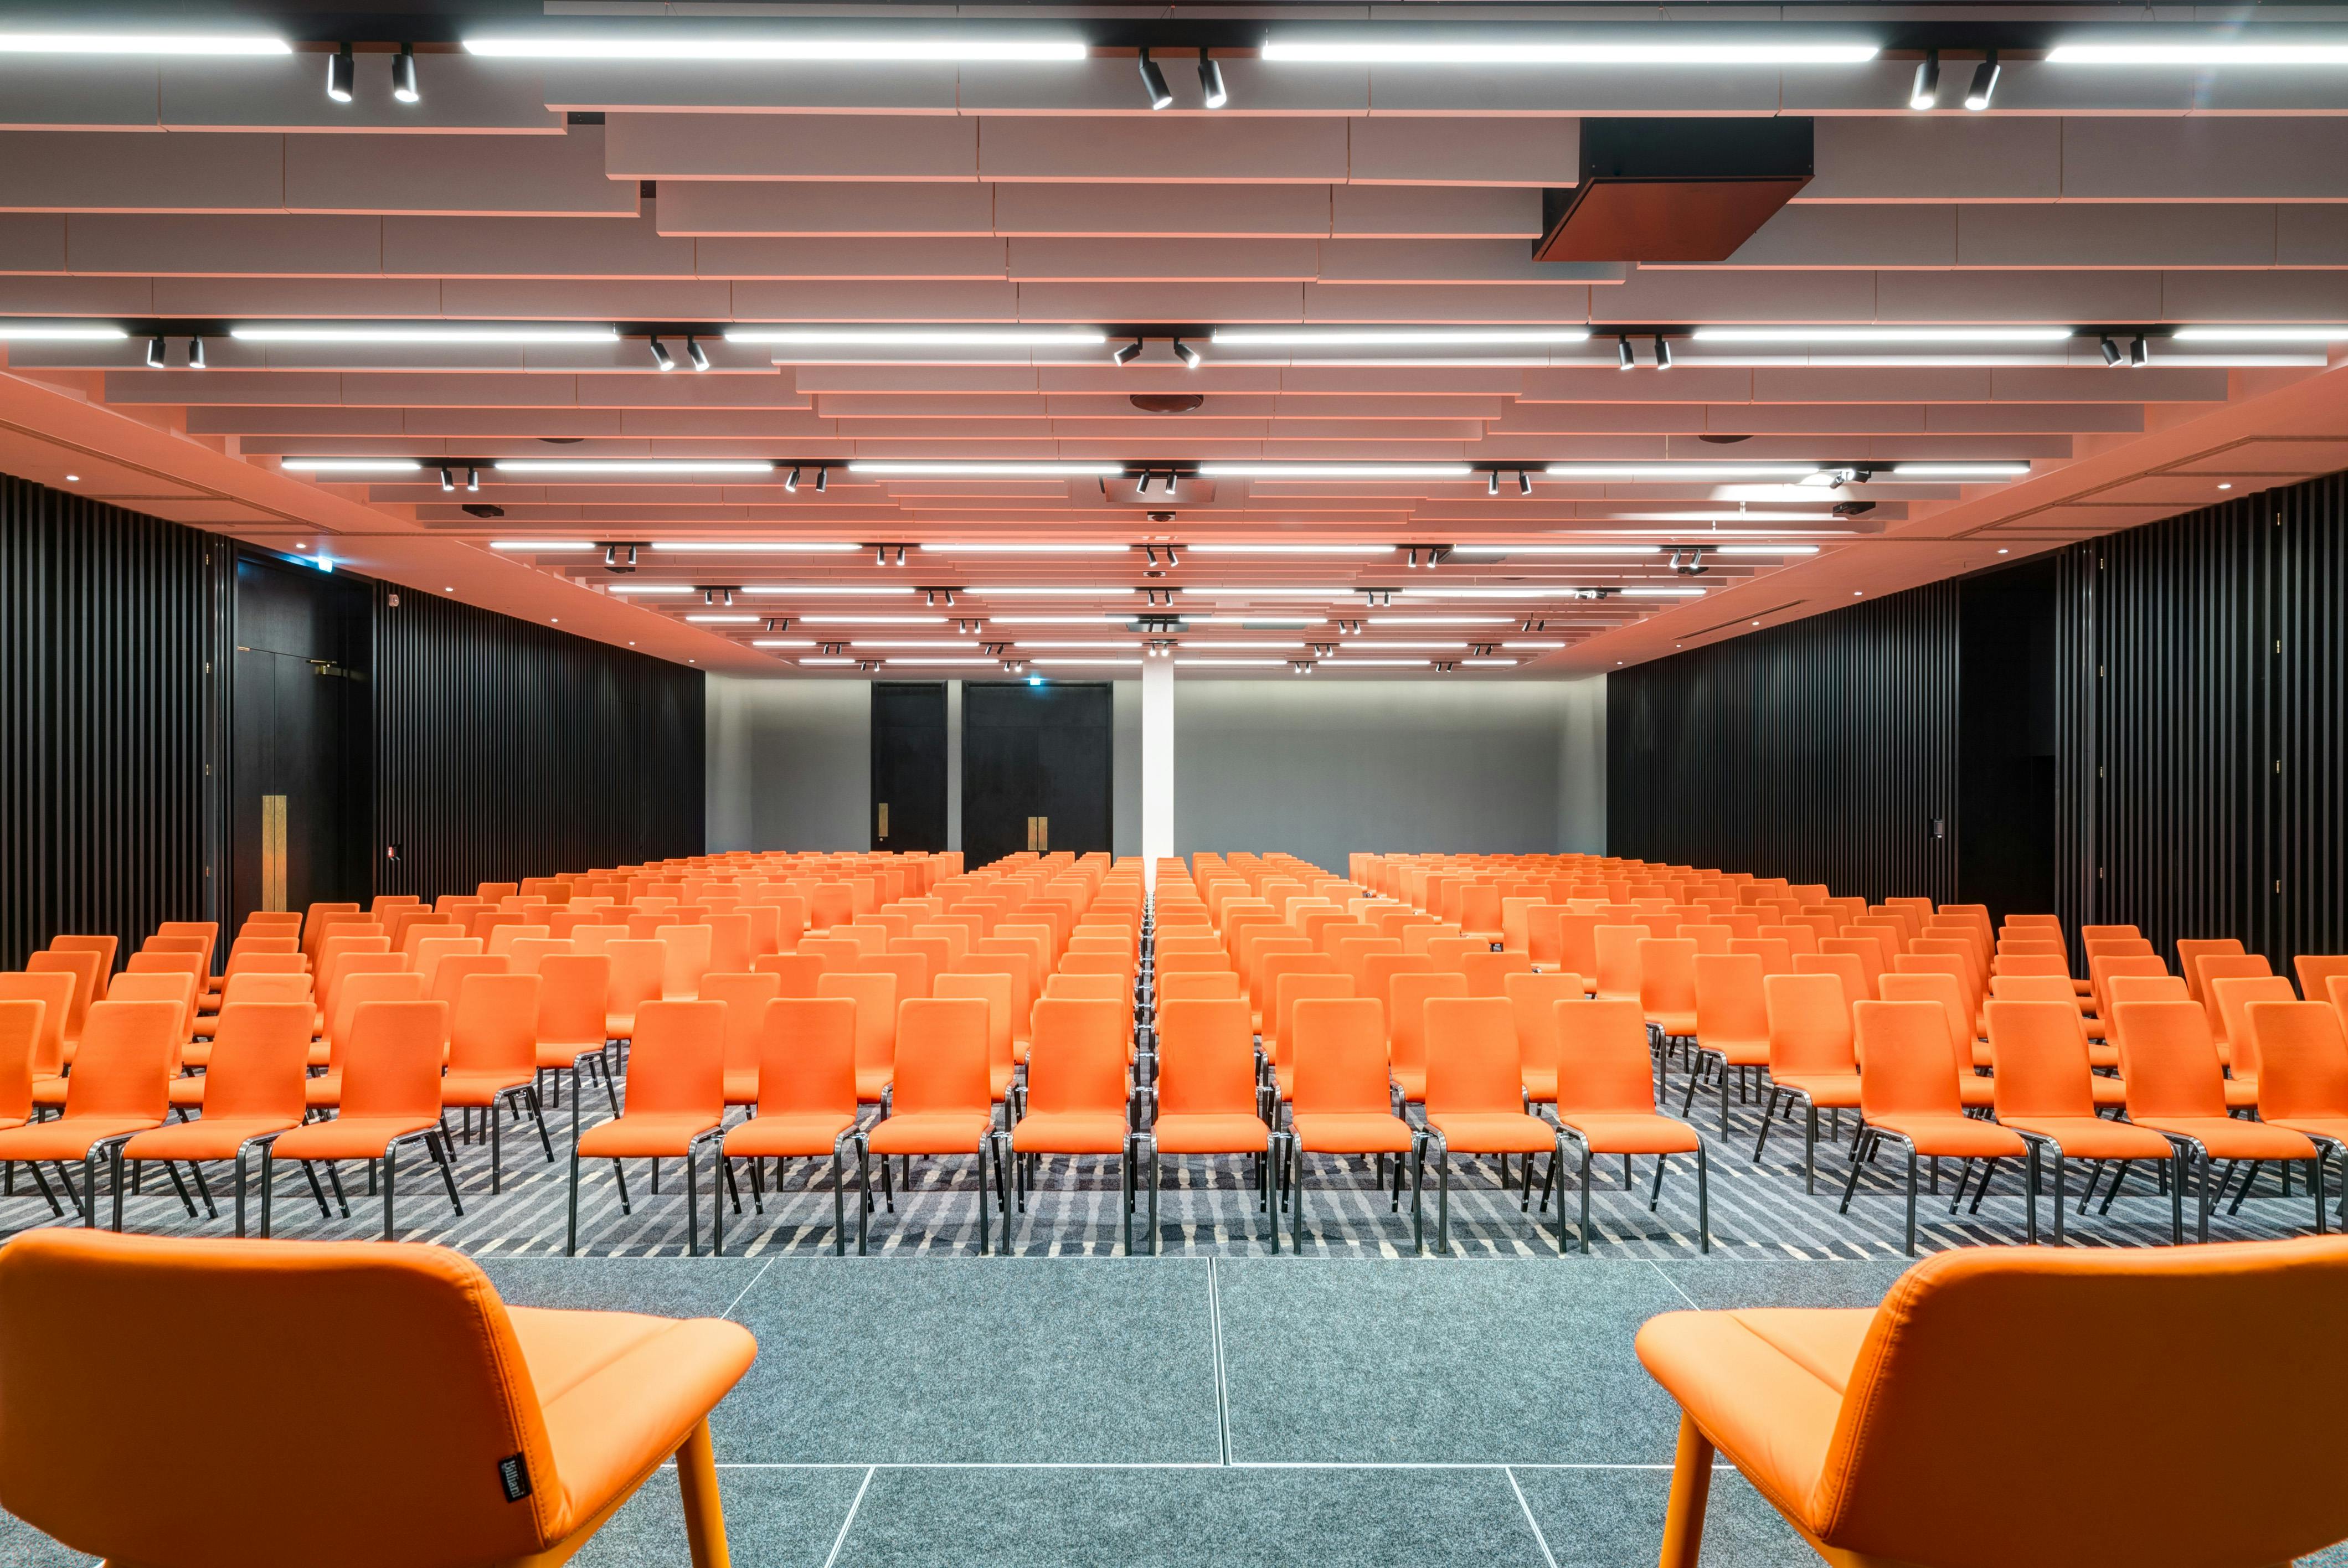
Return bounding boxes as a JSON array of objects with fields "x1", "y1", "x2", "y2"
[
  {"x1": 871, "y1": 681, "x2": 949, "y2": 851},
  {"x1": 231, "y1": 552, "x2": 373, "y2": 922},
  {"x1": 1958, "y1": 555, "x2": 2060, "y2": 926},
  {"x1": 962, "y1": 681, "x2": 1114, "y2": 868}
]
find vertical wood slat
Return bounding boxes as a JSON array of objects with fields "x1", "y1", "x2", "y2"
[
  {"x1": 1, "y1": 473, "x2": 214, "y2": 969},
  {"x1": 1605, "y1": 580, "x2": 1962, "y2": 904},
  {"x1": 370, "y1": 584, "x2": 704, "y2": 900}
]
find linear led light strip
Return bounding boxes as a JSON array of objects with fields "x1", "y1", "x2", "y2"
[
  {"x1": 0, "y1": 32, "x2": 290, "y2": 54},
  {"x1": 1693, "y1": 328, "x2": 2074, "y2": 344},
  {"x1": 233, "y1": 326, "x2": 620, "y2": 344},
  {"x1": 851, "y1": 462, "x2": 1126, "y2": 477},
  {"x1": 496, "y1": 460, "x2": 774, "y2": 474},
  {"x1": 1448, "y1": 543, "x2": 1820, "y2": 556},
  {"x1": 2047, "y1": 40, "x2": 2348, "y2": 65},
  {"x1": 464, "y1": 35, "x2": 1091, "y2": 61},
  {"x1": 1212, "y1": 329, "x2": 1591, "y2": 347},
  {"x1": 491, "y1": 540, "x2": 858, "y2": 553},
  {"x1": 1542, "y1": 462, "x2": 2028, "y2": 479},
  {"x1": 1261, "y1": 38, "x2": 1881, "y2": 64},
  {"x1": 731, "y1": 328, "x2": 1105, "y2": 345}
]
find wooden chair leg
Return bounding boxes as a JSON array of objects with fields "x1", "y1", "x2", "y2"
[
  {"x1": 1659, "y1": 1412, "x2": 1714, "y2": 1568},
  {"x1": 675, "y1": 1417, "x2": 731, "y2": 1568}
]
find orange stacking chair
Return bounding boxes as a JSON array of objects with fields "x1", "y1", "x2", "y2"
[
  {"x1": 820, "y1": 969, "x2": 898, "y2": 1105},
  {"x1": 2175, "y1": 937, "x2": 2247, "y2": 1000},
  {"x1": 1985, "y1": 999, "x2": 2180, "y2": 1245},
  {"x1": 866, "y1": 996, "x2": 1002, "y2": 1254},
  {"x1": 2251, "y1": 1000, "x2": 2348, "y2": 1225},
  {"x1": 2116, "y1": 998, "x2": 2324, "y2": 1242},
  {"x1": 568, "y1": 999, "x2": 729, "y2": 1256},
  {"x1": 271, "y1": 999, "x2": 462, "y2": 1241},
  {"x1": 0, "y1": 999, "x2": 178, "y2": 1225},
  {"x1": 0, "y1": 1000, "x2": 37, "y2": 1135},
  {"x1": 1753, "y1": 972, "x2": 1861, "y2": 1193},
  {"x1": 1686, "y1": 952, "x2": 1770, "y2": 1138},
  {"x1": 0, "y1": 1229, "x2": 759, "y2": 1568},
  {"x1": 1010, "y1": 996, "x2": 1140, "y2": 1251},
  {"x1": 1142, "y1": 997, "x2": 1278, "y2": 1254},
  {"x1": 1545, "y1": 998, "x2": 1709, "y2": 1254},
  {"x1": 442, "y1": 973, "x2": 554, "y2": 1193},
  {"x1": 1154, "y1": 968, "x2": 1239, "y2": 1004},
  {"x1": 1840, "y1": 1000, "x2": 2028, "y2": 1253},
  {"x1": 1420, "y1": 996, "x2": 1568, "y2": 1253},
  {"x1": 719, "y1": 996, "x2": 867, "y2": 1255},
  {"x1": 934, "y1": 969, "x2": 1016, "y2": 1111},
  {"x1": 701, "y1": 971, "x2": 785, "y2": 1110},
  {"x1": 534, "y1": 952, "x2": 616, "y2": 1133},
  {"x1": 2294, "y1": 953, "x2": 2348, "y2": 1008},
  {"x1": 25, "y1": 949, "x2": 98, "y2": 1060},
  {"x1": 601, "y1": 938, "x2": 668, "y2": 1053},
  {"x1": 115, "y1": 1000, "x2": 312, "y2": 1237},
  {"x1": 1287, "y1": 996, "x2": 1420, "y2": 1250},
  {"x1": 1386, "y1": 969, "x2": 1467, "y2": 1110},
  {"x1": 1635, "y1": 1240, "x2": 2348, "y2": 1568},
  {"x1": 1504, "y1": 969, "x2": 1582, "y2": 1107}
]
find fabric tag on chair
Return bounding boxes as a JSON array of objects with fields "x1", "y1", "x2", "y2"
[{"x1": 498, "y1": 1453, "x2": 533, "y2": 1502}]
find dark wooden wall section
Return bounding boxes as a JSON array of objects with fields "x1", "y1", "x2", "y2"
[
  {"x1": 961, "y1": 680, "x2": 1115, "y2": 869},
  {"x1": 1606, "y1": 580, "x2": 1963, "y2": 905},
  {"x1": 1, "y1": 472, "x2": 222, "y2": 968},
  {"x1": 372, "y1": 584, "x2": 705, "y2": 899}
]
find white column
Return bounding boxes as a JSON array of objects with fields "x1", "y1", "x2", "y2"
[{"x1": 1141, "y1": 658, "x2": 1175, "y2": 890}]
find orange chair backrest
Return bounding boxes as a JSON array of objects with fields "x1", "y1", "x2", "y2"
[
  {"x1": 1290, "y1": 997, "x2": 1393, "y2": 1116},
  {"x1": 24, "y1": 951, "x2": 97, "y2": 1038},
  {"x1": 619, "y1": 999, "x2": 725, "y2": 1118},
  {"x1": 1853, "y1": 1000, "x2": 1963, "y2": 1117},
  {"x1": 1877, "y1": 972, "x2": 1973, "y2": 1056},
  {"x1": 1457, "y1": 949, "x2": 1532, "y2": 998},
  {"x1": 329, "y1": 971, "x2": 429, "y2": 1065},
  {"x1": 1985, "y1": 999, "x2": 2097, "y2": 1120},
  {"x1": 339, "y1": 1001, "x2": 450, "y2": 1122},
  {"x1": 1990, "y1": 972, "x2": 2087, "y2": 1007},
  {"x1": 203, "y1": 1002, "x2": 316, "y2": 1122},
  {"x1": 753, "y1": 996, "x2": 858, "y2": 1121},
  {"x1": 817, "y1": 970, "x2": 898, "y2": 1084},
  {"x1": 1757, "y1": 922, "x2": 1819, "y2": 957},
  {"x1": 1693, "y1": 953, "x2": 1768, "y2": 1045},
  {"x1": 1423, "y1": 996, "x2": 1523, "y2": 1116},
  {"x1": 604, "y1": 939, "x2": 668, "y2": 1015},
  {"x1": 0, "y1": 999, "x2": 41, "y2": 1123},
  {"x1": 1765, "y1": 972, "x2": 1856, "y2": 1076},
  {"x1": 1156, "y1": 969, "x2": 1240, "y2": 1002},
  {"x1": 535, "y1": 955, "x2": 609, "y2": 1046},
  {"x1": 2212, "y1": 974, "x2": 2301, "y2": 1080},
  {"x1": 1811, "y1": 1239, "x2": 2348, "y2": 1565},
  {"x1": 431, "y1": 955, "x2": 511, "y2": 1010},
  {"x1": 933, "y1": 970, "x2": 1012, "y2": 1076},
  {"x1": 1025, "y1": 997, "x2": 1127, "y2": 1117},
  {"x1": 2293, "y1": 953, "x2": 2348, "y2": 1004},
  {"x1": 753, "y1": 952, "x2": 830, "y2": 994},
  {"x1": 49, "y1": 936, "x2": 119, "y2": 986},
  {"x1": 449, "y1": 973, "x2": 543, "y2": 1079},
  {"x1": 2174, "y1": 937, "x2": 2247, "y2": 999},
  {"x1": 1817, "y1": 938, "x2": 1886, "y2": 997},
  {"x1": 105, "y1": 972, "x2": 197, "y2": 1046},
  {"x1": 1592, "y1": 925, "x2": 1645, "y2": 999},
  {"x1": 2113, "y1": 999, "x2": 2228, "y2": 1118},
  {"x1": 890, "y1": 997, "x2": 990, "y2": 1117},
  {"x1": 59, "y1": 1000, "x2": 179, "y2": 1121},
  {"x1": 1274, "y1": 972, "x2": 1355, "y2": 1067},
  {"x1": 1503, "y1": 971, "x2": 1582, "y2": 1084},
  {"x1": 0, "y1": 971, "x2": 74, "y2": 1077},
  {"x1": 2193, "y1": 953, "x2": 2276, "y2": 1040},
  {"x1": 504, "y1": 937, "x2": 572, "y2": 976},
  {"x1": 950, "y1": 956, "x2": 1033, "y2": 1041},
  {"x1": 698, "y1": 971, "x2": 784, "y2": 1082},
  {"x1": 1045, "y1": 973, "x2": 1126, "y2": 1004},
  {"x1": 1552, "y1": 998, "x2": 1659, "y2": 1117},
  {"x1": 1155, "y1": 998, "x2": 1257, "y2": 1121}
]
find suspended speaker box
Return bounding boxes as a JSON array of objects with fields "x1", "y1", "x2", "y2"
[{"x1": 1534, "y1": 118, "x2": 1813, "y2": 263}]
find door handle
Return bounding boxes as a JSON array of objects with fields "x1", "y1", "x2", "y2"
[{"x1": 877, "y1": 802, "x2": 889, "y2": 841}]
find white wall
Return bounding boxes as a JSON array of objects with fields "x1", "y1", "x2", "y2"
[
  {"x1": 705, "y1": 675, "x2": 871, "y2": 852},
  {"x1": 1172, "y1": 678, "x2": 1606, "y2": 876}
]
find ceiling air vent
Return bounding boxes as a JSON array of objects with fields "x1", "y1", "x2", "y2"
[
  {"x1": 1130, "y1": 394, "x2": 1204, "y2": 414},
  {"x1": 1535, "y1": 118, "x2": 1813, "y2": 264},
  {"x1": 459, "y1": 503, "x2": 504, "y2": 519}
]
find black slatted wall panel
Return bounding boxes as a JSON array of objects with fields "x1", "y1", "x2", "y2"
[
  {"x1": 2057, "y1": 477, "x2": 2348, "y2": 964},
  {"x1": 1608, "y1": 580, "x2": 1961, "y2": 904},
  {"x1": 1, "y1": 473, "x2": 221, "y2": 968},
  {"x1": 372, "y1": 585, "x2": 704, "y2": 899}
]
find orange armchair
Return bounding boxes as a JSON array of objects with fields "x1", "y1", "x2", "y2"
[
  {"x1": 0, "y1": 1230, "x2": 756, "y2": 1568},
  {"x1": 1638, "y1": 1239, "x2": 2348, "y2": 1568}
]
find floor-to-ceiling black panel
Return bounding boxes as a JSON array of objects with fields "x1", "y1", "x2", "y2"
[
  {"x1": 962, "y1": 681, "x2": 1113, "y2": 868},
  {"x1": 230, "y1": 552, "x2": 373, "y2": 921},
  {"x1": 871, "y1": 682, "x2": 949, "y2": 851},
  {"x1": 1957, "y1": 555, "x2": 2059, "y2": 926}
]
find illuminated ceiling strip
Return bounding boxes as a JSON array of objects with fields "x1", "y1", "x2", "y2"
[
  {"x1": 1261, "y1": 38, "x2": 1881, "y2": 65},
  {"x1": 1693, "y1": 328, "x2": 2074, "y2": 344},
  {"x1": 2046, "y1": 39, "x2": 2348, "y2": 65},
  {"x1": 1199, "y1": 463, "x2": 1474, "y2": 478},
  {"x1": 650, "y1": 541, "x2": 859, "y2": 553},
  {"x1": 0, "y1": 322, "x2": 129, "y2": 340},
  {"x1": 1211, "y1": 328, "x2": 1591, "y2": 346},
  {"x1": 282, "y1": 458, "x2": 422, "y2": 473},
  {"x1": 464, "y1": 34, "x2": 1091, "y2": 61},
  {"x1": 0, "y1": 32, "x2": 290, "y2": 54},
  {"x1": 850, "y1": 462, "x2": 1127, "y2": 477},
  {"x1": 920, "y1": 543, "x2": 1131, "y2": 554},
  {"x1": 233, "y1": 325, "x2": 618, "y2": 344},
  {"x1": 495, "y1": 460, "x2": 774, "y2": 474},
  {"x1": 728, "y1": 328, "x2": 1106, "y2": 345}
]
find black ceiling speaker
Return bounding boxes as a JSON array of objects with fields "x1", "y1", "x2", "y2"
[
  {"x1": 459, "y1": 502, "x2": 504, "y2": 518},
  {"x1": 1535, "y1": 118, "x2": 1813, "y2": 263}
]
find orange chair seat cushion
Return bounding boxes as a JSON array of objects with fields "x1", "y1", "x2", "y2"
[
  {"x1": 1863, "y1": 1113, "x2": 2027, "y2": 1159},
  {"x1": 2132, "y1": 1116, "x2": 2318, "y2": 1160},
  {"x1": 1959, "y1": 1076, "x2": 1995, "y2": 1111},
  {"x1": 724, "y1": 1069, "x2": 759, "y2": 1105},
  {"x1": 1150, "y1": 1112, "x2": 1273, "y2": 1156},
  {"x1": 29, "y1": 1076, "x2": 67, "y2": 1110},
  {"x1": 722, "y1": 1112, "x2": 857, "y2": 1158},
  {"x1": 166, "y1": 1077, "x2": 207, "y2": 1108},
  {"x1": 506, "y1": 1304, "x2": 757, "y2": 1534},
  {"x1": 866, "y1": 1110, "x2": 994, "y2": 1157},
  {"x1": 538, "y1": 1041, "x2": 605, "y2": 1070},
  {"x1": 603, "y1": 1013, "x2": 639, "y2": 1038},
  {"x1": 1554, "y1": 1111, "x2": 1702, "y2": 1156},
  {"x1": 2268, "y1": 1115, "x2": 2348, "y2": 1147},
  {"x1": 1290, "y1": 1111, "x2": 1416, "y2": 1154},
  {"x1": 1996, "y1": 1115, "x2": 2174, "y2": 1162},
  {"x1": 303, "y1": 1072, "x2": 342, "y2": 1107},
  {"x1": 1650, "y1": 1010, "x2": 1697, "y2": 1036},
  {"x1": 441, "y1": 1068, "x2": 533, "y2": 1106},
  {"x1": 1520, "y1": 1067, "x2": 1555, "y2": 1103},
  {"x1": 2090, "y1": 1075, "x2": 2127, "y2": 1108},
  {"x1": 1773, "y1": 1072, "x2": 1860, "y2": 1108},
  {"x1": 1634, "y1": 1307, "x2": 1871, "y2": 1525},
  {"x1": 1011, "y1": 1110, "x2": 1130, "y2": 1156},
  {"x1": 575, "y1": 1113, "x2": 723, "y2": 1159},
  {"x1": 2223, "y1": 1077, "x2": 2259, "y2": 1111},
  {"x1": 270, "y1": 1115, "x2": 441, "y2": 1162},
  {"x1": 1427, "y1": 1110, "x2": 1558, "y2": 1155},
  {"x1": 0, "y1": 1118, "x2": 163, "y2": 1159},
  {"x1": 122, "y1": 1116, "x2": 300, "y2": 1162},
  {"x1": 1389, "y1": 1066, "x2": 1425, "y2": 1101},
  {"x1": 1704, "y1": 1038, "x2": 1771, "y2": 1066},
  {"x1": 178, "y1": 1044, "x2": 212, "y2": 1070}
]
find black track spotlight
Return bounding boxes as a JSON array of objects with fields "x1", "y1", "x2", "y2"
[
  {"x1": 145, "y1": 336, "x2": 165, "y2": 369},
  {"x1": 1616, "y1": 334, "x2": 1635, "y2": 371},
  {"x1": 1487, "y1": 471, "x2": 1499, "y2": 497},
  {"x1": 1136, "y1": 471, "x2": 1153, "y2": 497},
  {"x1": 815, "y1": 467, "x2": 828, "y2": 493},
  {"x1": 1909, "y1": 50, "x2": 1940, "y2": 112},
  {"x1": 1964, "y1": 51, "x2": 2000, "y2": 111},
  {"x1": 327, "y1": 44, "x2": 355, "y2": 104},
  {"x1": 1137, "y1": 49, "x2": 1173, "y2": 111},
  {"x1": 439, "y1": 466, "x2": 454, "y2": 493},
  {"x1": 2129, "y1": 334, "x2": 2149, "y2": 368},
  {"x1": 392, "y1": 42, "x2": 419, "y2": 104},
  {"x1": 785, "y1": 466, "x2": 800, "y2": 492},
  {"x1": 2100, "y1": 336, "x2": 2123, "y2": 367},
  {"x1": 1113, "y1": 336, "x2": 1144, "y2": 366},
  {"x1": 1518, "y1": 469, "x2": 1533, "y2": 497},
  {"x1": 686, "y1": 336, "x2": 709, "y2": 372},
  {"x1": 188, "y1": 336, "x2": 206, "y2": 370},
  {"x1": 1653, "y1": 334, "x2": 1672, "y2": 370},
  {"x1": 1163, "y1": 471, "x2": 1178, "y2": 498},
  {"x1": 648, "y1": 338, "x2": 675, "y2": 372},
  {"x1": 1172, "y1": 337, "x2": 1200, "y2": 369},
  {"x1": 1198, "y1": 50, "x2": 1228, "y2": 109},
  {"x1": 467, "y1": 466, "x2": 480, "y2": 492}
]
